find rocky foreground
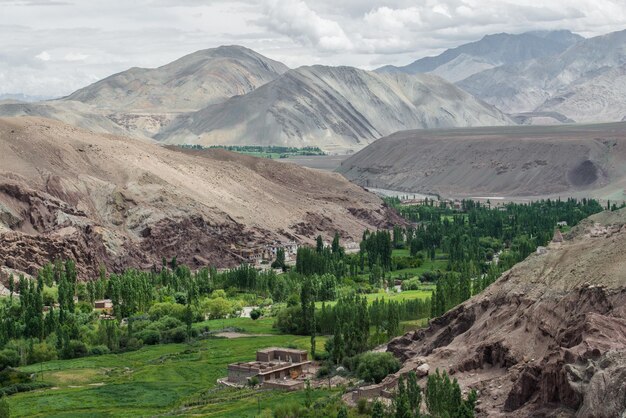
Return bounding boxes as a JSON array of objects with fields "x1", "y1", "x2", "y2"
[
  {"x1": 353, "y1": 208, "x2": 626, "y2": 417},
  {"x1": 0, "y1": 117, "x2": 400, "y2": 279}
]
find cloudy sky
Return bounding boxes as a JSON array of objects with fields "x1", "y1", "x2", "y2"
[{"x1": 2, "y1": 0, "x2": 625, "y2": 98}]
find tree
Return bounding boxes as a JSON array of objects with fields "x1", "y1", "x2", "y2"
[
  {"x1": 394, "y1": 375, "x2": 410, "y2": 418},
  {"x1": 272, "y1": 248, "x2": 286, "y2": 271},
  {"x1": 304, "y1": 379, "x2": 312, "y2": 409},
  {"x1": 337, "y1": 406, "x2": 348, "y2": 418},
  {"x1": 316, "y1": 235, "x2": 324, "y2": 253},
  {"x1": 356, "y1": 352, "x2": 401, "y2": 384},
  {"x1": 371, "y1": 400, "x2": 385, "y2": 418},
  {"x1": 0, "y1": 394, "x2": 9, "y2": 418},
  {"x1": 407, "y1": 371, "x2": 422, "y2": 416}
]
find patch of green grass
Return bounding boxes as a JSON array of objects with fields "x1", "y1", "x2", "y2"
[
  {"x1": 194, "y1": 317, "x2": 279, "y2": 334},
  {"x1": 316, "y1": 289, "x2": 432, "y2": 308},
  {"x1": 10, "y1": 334, "x2": 326, "y2": 417}
]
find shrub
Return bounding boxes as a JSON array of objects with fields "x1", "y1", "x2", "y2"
[
  {"x1": 28, "y1": 342, "x2": 57, "y2": 364},
  {"x1": 162, "y1": 326, "x2": 187, "y2": 343},
  {"x1": 248, "y1": 376, "x2": 259, "y2": 387},
  {"x1": 0, "y1": 350, "x2": 19, "y2": 370},
  {"x1": 151, "y1": 316, "x2": 183, "y2": 331},
  {"x1": 137, "y1": 329, "x2": 161, "y2": 345},
  {"x1": 316, "y1": 365, "x2": 330, "y2": 378},
  {"x1": 149, "y1": 303, "x2": 186, "y2": 321},
  {"x1": 401, "y1": 278, "x2": 421, "y2": 291},
  {"x1": 61, "y1": 340, "x2": 88, "y2": 360},
  {"x1": 356, "y1": 352, "x2": 400, "y2": 384},
  {"x1": 174, "y1": 292, "x2": 187, "y2": 305},
  {"x1": 0, "y1": 394, "x2": 8, "y2": 418},
  {"x1": 89, "y1": 345, "x2": 111, "y2": 356},
  {"x1": 250, "y1": 308, "x2": 262, "y2": 320}
]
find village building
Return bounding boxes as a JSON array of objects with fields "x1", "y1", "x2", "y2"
[
  {"x1": 94, "y1": 299, "x2": 113, "y2": 314},
  {"x1": 226, "y1": 348, "x2": 311, "y2": 390}
]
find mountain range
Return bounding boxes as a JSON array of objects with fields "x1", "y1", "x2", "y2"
[
  {"x1": 381, "y1": 29, "x2": 626, "y2": 124},
  {"x1": 1, "y1": 29, "x2": 625, "y2": 150},
  {"x1": 155, "y1": 65, "x2": 510, "y2": 152},
  {"x1": 376, "y1": 30, "x2": 583, "y2": 82},
  {"x1": 0, "y1": 45, "x2": 511, "y2": 152}
]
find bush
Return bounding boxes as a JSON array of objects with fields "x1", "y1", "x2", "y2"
[
  {"x1": 356, "y1": 352, "x2": 400, "y2": 384},
  {"x1": 61, "y1": 340, "x2": 88, "y2": 360},
  {"x1": 89, "y1": 345, "x2": 111, "y2": 356},
  {"x1": 137, "y1": 329, "x2": 161, "y2": 345},
  {"x1": 248, "y1": 376, "x2": 259, "y2": 387},
  {"x1": 28, "y1": 342, "x2": 57, "y2": 364},
  {"x1": 316, "y1": 365, "x2": 330, "y2": 378},
  {"x1": 162, "y1": 326, "x2": 187, "y2": 343},
  {"x1": 121, "y1": 337, "x2": 143, "y2": 352},
  {"x1": 151, "y1": 316, "x2": 183, "y2": 331},
  {"x1": 250, "y1": 308, "x2": 262, "y2": 320},
  {"x1": 274, "y1": 305, "x2": 304, "y2": 334},
  {"x1": 0, "y1": 382, "x2": 51, "y2": 396},
  {"x1": 149, "y1": 303, "x2": 186, "y2": 322},
  {"x1": 0, "y1": 349, "x2": 19, "y2": 370},
  {"x1": 401, "y1": 278, "x2": 421, "y2": 291}
]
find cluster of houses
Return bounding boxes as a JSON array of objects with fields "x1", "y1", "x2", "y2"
[{"x1": 234, "y1": 240, "x2": 299, "y2": 265}]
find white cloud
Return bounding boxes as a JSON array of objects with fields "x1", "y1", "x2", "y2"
[
  {"x1": 35, "y1": 51, "x2": 51, "y2": 61},
  {"x1": 2, "y1": 0, "x2": 626, "y2": 96},
  {"x1": 259, "y1": 0, "x2": 353, "y2": 51}
]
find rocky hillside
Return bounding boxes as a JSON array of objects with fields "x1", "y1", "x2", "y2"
[
  {"x1": 354, "y1": 208, "x2": 626, "y2": 417},
  {"x1": 0, "y1": 117, "x2": 400, "y2": 279},
  {"x1": 458, "y1": 29, "x2": 626, "y2": 122},
  {"x1": 65, "y1": 45, "x2": 289, "y2": 112},
  {"x1": 156, "y1": 66, "x2": 511, "y2": 153},
  {"x1": 377, "y1": 30, "x2": 582, "y2": 82},
  {"x1": 337, "y1": 123, "x2": 626, "y2": 199}
]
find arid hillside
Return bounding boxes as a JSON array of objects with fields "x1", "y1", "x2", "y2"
[
  {"x1": 337, "y1": 123, "x2": 626, "y2": 200},
  {"x1": 355, "y1": 208, "x2": 626, "y2": 417},
  {"x1": 0, "y1": 117, "x2": 399, "y2": 279},
  {"x1": 157, "y1": 65, "x2": 511, "y2": 153}
]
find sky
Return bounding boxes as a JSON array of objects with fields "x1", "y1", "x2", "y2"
[{"x1": 1, "y1": 0, "x2": 626, "y2": 98}]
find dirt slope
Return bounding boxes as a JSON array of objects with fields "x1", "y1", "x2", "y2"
[
  {"x1": 353, "y1": 209, "x2": 626, "y2": 417},
  {"x1": 0, "y1": 117, "x2": 399, "y2": 279},
  {"x1": 337, "y1": 123, "x2": 626, "y2": 200}
]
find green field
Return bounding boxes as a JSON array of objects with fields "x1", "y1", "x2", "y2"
[
  {"x1": 194, "y1": 317, "x2": 279, "y2": 335},
  {"x1": 9, "y1": 328, "x2": 328, "y2": 417},
  {"x1": 315, "y1": 288, "x2": 432, "y2": 309}
]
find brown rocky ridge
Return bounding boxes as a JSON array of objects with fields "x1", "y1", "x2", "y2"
[
  {"x1": 0, "y1": 116, "x2": 401, "y2": 279},
  {"x1": 350, "y1": 208, "x2": 626, "y2": 417}
]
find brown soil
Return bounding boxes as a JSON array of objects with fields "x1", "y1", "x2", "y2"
[
  {"x1": 0, "y1": 116, "x2": 399, "y2": 279},
  {"x1": 338, "y1": 123, "x2": 626, "y2": 200},
  {"x1": 351, "y1": 208, "x2": 626, "y2": 417}
]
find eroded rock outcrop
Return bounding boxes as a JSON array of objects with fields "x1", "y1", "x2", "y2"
[{"x1": 353, "y1": 209, "x2": 626, "y2": 417}]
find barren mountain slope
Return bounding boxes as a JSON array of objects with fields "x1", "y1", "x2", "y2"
[
  {"x1": 156, "y1": 65, "x2": 511, "y2": 152},
  {"x1": 376, "y1": 30, "x2": 582, "y2": 81},
  {"x1": 537, "y1": 65, "x2": 626, "y2": 123},
  {"x1": 65, "y1": 45, "x2": 289, "y2": 112},
  {"x1": 458, "y1": 29, "x2": 626, "y2": 120},
  {"x1": 337, "y1": 123, "x2": 626, "y2": 199},
  {"x1": 0, "y1": 117, "x2": 399, "y2": 279},
  {"x1": 353, "y1": 208, "x2": 626, "y2": 417}
]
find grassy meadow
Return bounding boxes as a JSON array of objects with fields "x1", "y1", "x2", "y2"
[{"x1": 9, "y1": 327, "x2": 328, "y2": 417}]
